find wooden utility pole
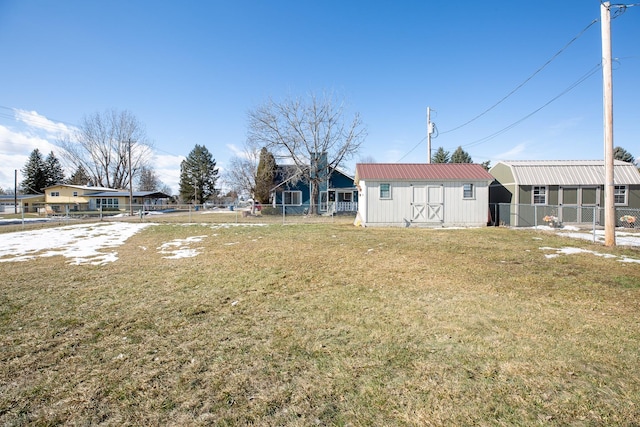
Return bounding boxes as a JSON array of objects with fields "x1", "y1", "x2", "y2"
[
  {"x1": 128, "y1": 139, "x2": 134, "y2": 216},
  {"x1": 14, "y1": 169, "x2": 17, "y2": 214},
  {"x1": 601, "y1": 1, "x2": 615, "y2": 247},
  {"x1": 426, "y1": 107, "x2": 432, "y2": 163}
]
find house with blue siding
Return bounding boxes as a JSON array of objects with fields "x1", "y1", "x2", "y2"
[{"x1": 270, "y1": 153, "x2": 358, "y2": 215}]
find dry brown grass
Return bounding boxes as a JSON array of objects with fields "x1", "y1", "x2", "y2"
[{"x1": 1, "y1": 218, "x2": 640, "y2": 426}]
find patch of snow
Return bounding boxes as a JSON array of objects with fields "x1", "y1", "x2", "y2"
[
  {"x1": 0, "y1": 222, "x2": 154, "y2": 265},
  {"x1": 157, "y1": 235, "x2": 207, "y2": 259},
  {"x1": 539, "y1": 246, "x2": 639, "y2": 263}
]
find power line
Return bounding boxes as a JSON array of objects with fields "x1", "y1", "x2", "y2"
[
  {"x1": 396, "y1": 136, "x2": 426, "y2": 162},
  {"x1": 450, "y1": 63, "x2": 602, "y2": 151},
  {"x1": 440, "y1": 18, "x2": 599, "y2": 135}
]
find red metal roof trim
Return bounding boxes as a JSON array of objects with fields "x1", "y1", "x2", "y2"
[{"x1": 355, "y1": 163, "x2": 494, "y2": 181}]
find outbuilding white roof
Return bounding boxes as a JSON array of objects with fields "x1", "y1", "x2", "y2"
[{"x1": 494, "y1": 160, "x2": 640, "y2": 186}]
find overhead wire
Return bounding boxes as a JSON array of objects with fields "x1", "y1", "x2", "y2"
[
  {"x1": 440, "y1": 18, "x2": 600, "y2": 135},
  {"x1": 393, "y1": 16, "x2": 603, "y2": 162},
  {"x1": 454, "y1": 63, "x2": 602, "y2": 150}
]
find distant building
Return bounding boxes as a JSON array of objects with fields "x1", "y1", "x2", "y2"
[{"x1": 489, "y1": 160, "x2": 640, "y2": 226}]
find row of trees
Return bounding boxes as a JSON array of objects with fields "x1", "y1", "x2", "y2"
[
  {"x1": 431, "y1": 146, "x2": 492, "y2": 170},
  {"x1": 12, "y1": 109, "x2": 172, "y2": 196},
  {"x1": 9, "y1": 101, "x2": 637, "y2": 204}
]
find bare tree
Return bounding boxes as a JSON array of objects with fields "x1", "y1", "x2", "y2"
[
  {"x1": 224, "y1": 143, "x2": 260, "y2": 199},
  {"x1": 248, "y1": 92, "x2": 366, "y2": 213},
  {"x1": 59, "y1": 109, "x2": 152, "y2": 189},
  {"x1": 137, "y1": 166, "x2": 161, "y2": 191}
]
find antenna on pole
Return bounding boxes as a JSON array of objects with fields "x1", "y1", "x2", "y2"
[{"x1": 601, "y1": 1, "x2": 616, "y2": 247}]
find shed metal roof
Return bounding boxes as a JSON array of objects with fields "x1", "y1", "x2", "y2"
[
  {"x1": 355, "y1": 163, "x2": 494, "y2": 182},
  {"x1": 495, "y1": 160, "x2": 640, "y2": 185}
]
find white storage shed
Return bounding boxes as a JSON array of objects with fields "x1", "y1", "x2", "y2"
[{"x1": 354, "y1": 163, "x2": 493, "y2": 227}]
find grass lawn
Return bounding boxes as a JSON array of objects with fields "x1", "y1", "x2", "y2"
[{"x1": 1, "y1": 218, "x2": 640, "y2": 425}]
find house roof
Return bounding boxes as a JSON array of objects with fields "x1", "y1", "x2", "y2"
[
  {"x1": 0, "y1": 194, "x2": 45, "y2": 202},
  {"x1": 87, "y1": 191, "x2": 170, "y2": 198},
  {"x1": 354, "y1": 163, "x2": 494, "y2": 183},
  {"x1": 493, "y1": 160, "x2": 640, "y2": 185},
  {"x1": 44, "y1": 184, "x2": 117, "y2": 192}
]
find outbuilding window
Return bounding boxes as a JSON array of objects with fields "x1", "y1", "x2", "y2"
[
  {"x1": 614, "y1": 185, "x2": 627, "y2": 205},
  {"x1": 533, "y1": 186, "x2": 547, "y2": 205},
  {"x1": 463, "y1": 183, "x2": 474, "y2": 199},
  {"x1": 379, "y1": 183, "x2": 391, "y2": 199},
  {"x1": 50, "y1": 191, "x2": 60, "y2": 197},
  {"x1": 283, "y1": 191, "x2": 302, "y2": 206}
]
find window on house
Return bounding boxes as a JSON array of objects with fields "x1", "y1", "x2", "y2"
[
  {"x1": 533, "y1": 186, "x2": 547, "y2": 205},
  {"x1": 380, "y1": 183, "x2": 391, "y2": 199},
  {"x1": 283, "y1": 191, "x2": 302, "y2": 205},
  {"x1": 97, "y1": 198, "x2": 119, "y2": 209},
  {"x1": 339, "y1": 192, "x2": 352, "y2": 202},
  {"x1": 50, "y1": 191, "x2": 60, "y2": 197},
  {"x1": 614, "y1": 185, "x2": 627, "y2": 205},
  {"x1": 463, "y1": 183, "x2": 474, "y2": 199},
  {"x1": 73, "y1": 191, "x2": 78, "y2": 197}
]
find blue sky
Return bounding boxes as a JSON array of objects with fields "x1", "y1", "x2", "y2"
[{"x1": 1, "y1": 1, "x2": 638, "y2": 195}]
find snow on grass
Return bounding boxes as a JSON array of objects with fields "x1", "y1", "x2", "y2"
[
  {"x1": 539, "y1": 246, "x2": 640, "y2": 263},
  {"x1": 0, "y1": 222, "x2": 269, "y2": 265},
  {"x1": 157, "y1": 235, "x2": 208, "y2": 259},
  {"x1": 0, "y1": 222, "x2": 154, "y2": 265}
]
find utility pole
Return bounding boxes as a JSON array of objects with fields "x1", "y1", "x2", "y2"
[
  {"x1": 426, "y1": 107, "x2": 432, "y2": 163},
  {"x1": 601, "y1": 1, "x2": 615, "y2": 247},
  {"x1": 128, "y1": 139, "x2": 134, "y2": 216},
  {"x1": 14, "y1": 169, "x2": 17, "y2": 214}
]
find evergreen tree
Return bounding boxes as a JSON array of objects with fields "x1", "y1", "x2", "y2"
[
  {"x1": 21, "y1": 149, "x2": 48, "y2": 193},
  {"x1": 613, "y1": 146, "x2": 635, "y2": 164},
  {"x1": 480, "y1": 160, "x2": 491, "y2": 171},
  {"x1": 431, "y1": 147, "x2": 450, "y2": 164},
  {"x1": 45, "y1": 151, "x2": 65, "y2": 186},
  {"x1": 67, "y1": 165, "x2": 91, "y2": 185},
  {"x1": 254, "y1": 147, "x2": 276, "y2": 204},
  {"x1": 451, "y1": 146, "x2": 473, "y2": 163},
  {"x1": 179, "y1": 144, "x2": 219, "y2": 203}
]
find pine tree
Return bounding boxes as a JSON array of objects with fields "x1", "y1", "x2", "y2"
[
  {"x1": 45, "y1": 151, "x2": 65, "y2": 186},
  {"x1": 451, "y1": 146, "x2": 473, "y2": 163},
  {"x1": 21, "y1": 149, "x2": 48, "y2": 193},
  {"x1": 67, "y1": 165, "x2": 91, "y2": 185},
  {"x1": 254, "y1": 147, "x2": 276, "y2": 204},
  {"x1": 431, "y1": 147, "x2": 450, "y2": 164},
  {"x1": 179, "y1": 145, "x2": 219, "y2": 203},
  {"x1": 613, "y1": 146, "x2": 635, "y2": 164}
]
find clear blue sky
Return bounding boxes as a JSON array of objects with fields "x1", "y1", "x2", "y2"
[{"x1": 1, "y1": 0, "x2": 638, "y2": 194}]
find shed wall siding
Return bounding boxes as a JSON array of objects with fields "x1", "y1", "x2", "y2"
[
  {"x1": 360, "y1": 180, "x2": 489, "y2": 227},
  {"x1": 629, "y1": 185, "x2": 640, "y2": 209}
]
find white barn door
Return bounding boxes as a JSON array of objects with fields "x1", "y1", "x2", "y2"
[
  {"x1": 426, "y1": 185, "x2": 444, "y2": 223},
  {"x1": 412, "y1": 186, "x2": 427, "y2": 221}
]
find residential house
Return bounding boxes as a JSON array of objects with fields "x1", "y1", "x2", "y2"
[
  {"x1": 270, "y1": 153, "x2": 358, "y2": 214},
  {"x1": 43, "y1": 184, "x2": 170, "y2": 214},
  {"x1": 489, "y1": 160, "x2": 640, "y2": 227},
  {"x1": 0, "y1": 194, "x2": 46, "y2": 214},
  {"x1": 354, "y1": 163, "x2": 494, "y2": 227}
]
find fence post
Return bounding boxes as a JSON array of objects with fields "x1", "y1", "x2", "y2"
[
  {"x1": 593, "y1": 206, "x2": 597, "y2": 243},
  {"x1": 534, "y1": 205, "x2": 538, "y2": 229}
]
